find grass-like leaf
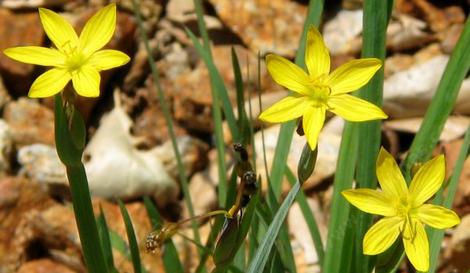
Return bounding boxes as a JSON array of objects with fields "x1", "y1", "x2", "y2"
[
  {"x1": 323, "y1": 122, "x2": 359, "y2": 273},
  {"x1": 118, "y1": 200, "x2": 144, "y2": 273},
  {"x1": 350, "y1": 1, "x2": 393, "y2": 272},
  {"x1": 97, "y1": 208, "x2": 117, "y2": 273}
]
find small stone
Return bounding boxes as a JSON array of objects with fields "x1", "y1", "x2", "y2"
[
  {"x1": 209, "y1": 0, "x2": 307, "y2": 57},
  {"x1": 444, "y1": 214, "x2": 470, "y2": 272},
  {"x1": 323, "y1": 9, "x2": 363, "y2": 55},
  {"x1": 3, "y1": 98, "x2": 55, "y2": 147},
  {"x1": 0, "y1": 120, "x2": 13, "y2": 178},
  {"x1": 17, "y1": 144, "x2": 67, "y2": 186},
  {"x1": 0, "y1": 8, "x2": 44, "y2": 96},
  {"x1": 384, "y1": 55, "x2": 470, "y2": 118},
  {"x1": 17, "y1": 259, "x2": 76, "y2": 273}
]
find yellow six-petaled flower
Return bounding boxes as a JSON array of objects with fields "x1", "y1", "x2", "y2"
[
  {"x1": 3, "y1": 3, "x2": 130, "y2": 98},
  {"x1": 259, "y1": 26, "x2": 388, "y2": 150},
  {"x1": 342, "y1": 147, "x2": 460, "y2": 272}
]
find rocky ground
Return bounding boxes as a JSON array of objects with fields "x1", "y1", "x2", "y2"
[{"x1": 0, "y1": 0, "x2": 469, "y2": 272}]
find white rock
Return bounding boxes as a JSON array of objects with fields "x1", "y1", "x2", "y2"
[
  {"x1": 0, "y1": 120, "x2": 13, "y2": 177},
  {"x1": 323, "y1": 9, "x2": 363, "y2": 55},
  {"x1": 384, "y1": 55, "x2": 470, "y2": 118},
  {"x1": 84, "y1": 105, "x2": 179, "y2": 207},
  {"x1": 17, "y1": 144, "x2": 66, "y2": 185}
]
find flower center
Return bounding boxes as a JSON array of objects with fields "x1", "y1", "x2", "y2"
[
  {"x1": 396, "y1": 196, "x2": 412, "y2": 217},
  {"x1": 307, "y1": 76, "x2": 330, "y2": 107},
  {"x1": 61, "y1": 40, "x2": 86, "y2": 72},
  {"x1": 65, "y1": 52, "x2": 86, "y2": 72}
]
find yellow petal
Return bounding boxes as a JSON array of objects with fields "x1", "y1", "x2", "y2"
[
  {"x1": 363, "y1": 216, "x2": 402, "y2": 255},
  {"x1": 302, "y1": 106, "x2": 325, "y2": 150},
  {"x1": 3, "y1": 46, "x2": 65, "y2": 67},
  {"x1": 416, "y1": 204, "x2": 460, "y2": 229},
  {"x1": 28, "y1": 68, "x2": 71, "y2": 98},
  {"x1": 403, "y1": 220, "x2": 429, "y2": 272},
  {"x1": 342, "y1": 189, "x2": 396, "y2": 216},
  {"x1": 72, "y1": 65, "x2": 101, "y2": 97},
  {"x1": 376, "y1": 147, "x2": 408, "y2": 198},
  {"x1": 409, "y1": 155, "x2": 445, "y2": 206},
  {"x1": 38, "y1": 8, "x2": 78, "y2": 52},
  {"x1": 305, "y1": 26, "x2": 330, "y2": 79},
  {"x1": 327, "y1": 94, "x2": 388, "y2": 121},
  {"x1": 258, "y1": 95, "x2": 311, "y2": 123},
  {"x1": 327, "y1": 58, "x2": 381, "y2": 95},
  {"x1": 88, "y1": 49, "x2": 130, "y2": 71},
  {"x1": 266, "y1": 54, "x2": 312, "y2": 96},
  {"x1": 79, "y1": 4, "x2": 116, "y2": 56}
]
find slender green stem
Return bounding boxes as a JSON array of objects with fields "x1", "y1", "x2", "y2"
[
  {"x1": 131, "y1": 0, "x2": 201, "y2": 246},
  {"x1": 352, "y1": 1, "x2": 392, "y2": 272},
  {"x1": 54, "y1": 95, "x2": 107, "y2": 273},
  {"x1": 323, "y1": 122, "x2": 359, "y2": 273}
]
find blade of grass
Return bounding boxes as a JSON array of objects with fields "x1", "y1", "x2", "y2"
[
  {"x1": 285, "y1": 168, "x2": 324, "y2": 266},
  {"x1": 109, "y1": 230, "x2": 131, "y2": 260},
  {"x1": 143, "y1": 196, "x2": 184, "y2": 273},
  {"x1": 269, "y1": 0, "x2": 325, "y2": 198},
  {"x1": 246, "y1": 181, "x2": 301, "y2": 273},
  {"x1": 427, "y1": 126, "x2": 470, "y2": 273},
  {"x1": 131, "y1": 0, "x2": 202, "y2": 249},
  {"x1": 323, "y1": 122, "x2": 359, "y2": 273},
  {"x1": 402, "y1": 16, "x2": 470, "y2": 179},
  {"x1": 97, "y1": 208, "x2": 117, "y2": 273},
  {"x1": 118, "y1": 200, "x2": 143, "y2": 273},
  {"x1": 352, "y1": 1, "x2": 393, "y2": 272}
]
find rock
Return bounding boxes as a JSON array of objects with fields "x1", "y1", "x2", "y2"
[
  {"x1": 0, "y1": 177, "x2": 58, "y2": 272},
  {"x1": 17, "y1": 144, "x2": 67, "y2": 186},
  {"x1": 3, "y1": 98, "x2": 55, "y2": 147},
  {"x1": 386, "y1": 13, "x2": 432, "y2": 51},
  {"x1": 1, "y1": 0, "x2": 71, "y2": 9},
  {"x1": 168, "y1": 45, "x2": 270, "y2": 133},
  {"x1": 17, "y1": 259, "x2": 76, "y2": 273},
  {"x1": 0, "y1": 120, "x2": 13, "y2": 178},
  {"x1": 383, "y1": 55, "x2": 470, "y2": 118},
  {"x1": 444, "y1": 214, "x2": 470, "y2": 272},
  {"x1": 186, "y1": 171, "x2": 218, "y2": 217},
  {"x1": 0, "y1": 76, "x2": 12, "y2": 110},
  {"x1": 84, "y1": 101, "x2": 179, "y2": 208},
  {"x1": 209, "y1": 0, "x2": 307, "y2": 57},
  {"x1": 323, "y1": 9, "x2": 363, "y2": 56},
  {"x1": 154, "y1": 136, "x2": 209, "y2": 179},
  {"x1": 384, "y1": 116, "x2": 470, "y2": 143},
  {"x1": 0, "y1": 8, "x2": 44, "y2": 96}
]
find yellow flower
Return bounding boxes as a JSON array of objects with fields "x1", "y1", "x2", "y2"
[
  {"x1": 259, "y1": 26, "x2": 387, "y2": 149},
  {"x1": 342, "y1": 147, "x2": 460, "y2": 272},
  {"x1": 3, "y1": 4, "x2": 130, "y2": 98}
]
